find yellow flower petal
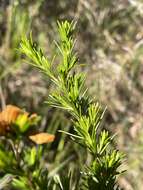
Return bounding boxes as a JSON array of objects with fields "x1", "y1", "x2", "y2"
[{"x1": 29, "y1": 133, "x2": 55, "y2": 144}]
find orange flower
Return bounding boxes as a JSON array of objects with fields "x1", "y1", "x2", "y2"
[
  {"x1": 0, "y1": 105, "x2": 54, "y2": 144},
  {"x1": 0, "y1": 105, "x2": 39, "y2": 135},
  {"x1": 29, "y1": 133, "x2": 55, "y2": 144},
  {"x1": 0, "y1": 105, "x2": 22, "y2": 135},
  {"x1": 0, "y1": 105, "x2": 22, "y2": 124}
]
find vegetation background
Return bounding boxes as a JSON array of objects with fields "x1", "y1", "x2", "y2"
[{"x1": 0, "y1": 0, "x2": 143, "y2": 189}]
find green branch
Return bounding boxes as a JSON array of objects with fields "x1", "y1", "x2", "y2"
[{"x1": 20, "y1": 20, "x2": 124, "y2": 190}]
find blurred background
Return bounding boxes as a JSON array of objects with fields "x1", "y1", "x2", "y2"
[{"x1": 0, "y1": 0, "x2": 143, "y2": 189}]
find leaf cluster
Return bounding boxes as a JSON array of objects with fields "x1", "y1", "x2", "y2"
[{"x1": 19, "y1": 20, "x2": 124, "y2": 189}]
